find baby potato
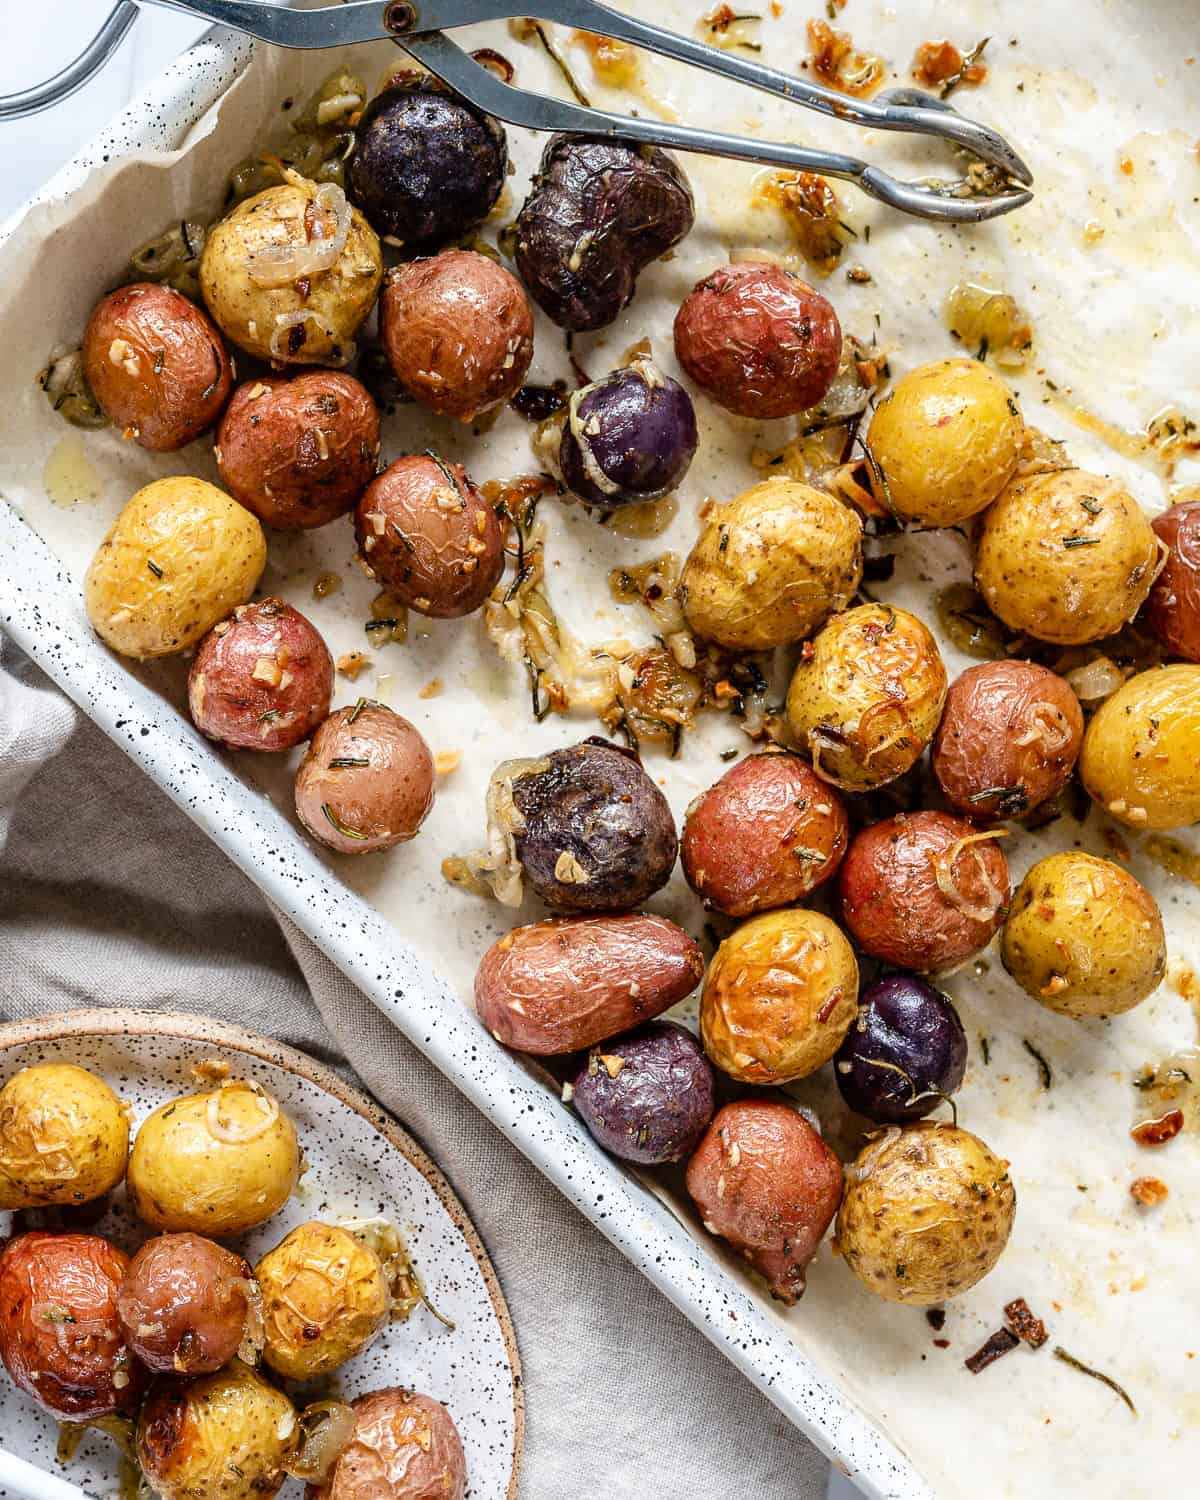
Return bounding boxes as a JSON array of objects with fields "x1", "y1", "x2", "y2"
[
  {"x1": 1144, "y1": 499, "x2": 1200, "y2": 660},
  {"x1": 1079, "y1": 664, "x2": 1200, "y2": 829},
  {"x1": 216, "y1": 372, "x2": 380, "y2": 530},
  {"x1": 200, "y1": 177, "x2": 382, "y2": 365},
  {"x1": 0, "y1": 1062, "x2": 128, "y2": 1210},
  {"x1": 127, "y1": 1080, "x2": 301, "y2": 1236},
  {"x1": 82, "y1": 283, "x2": 231, "y2": 451},
  {"x1": 680, "y1": 478, "x2": 863, "y2": 650},
  {"x1": 84, "y1": 477, "x2": 267, "y2": 660},
  {"x1": 137, "y1": 1360, "x2": 298, "y2": 1500},
  {"x1": 865, "y1": 358, "x2": 1023, "y2": 526},
  {"x1": 700, "y1": 909, "x2": 858, "y2": 1084},
  {"x1": 256, "y1": 1222, "x2": 389, "y2": 1382},
  {"x1": 836, "y1": 1122, "x2": 1016, "y2": 1304},
  {"x1": 975, "y1": 467, "x2": 1163, "y2": 644},
  {"x1": 1001, "y1": 851, "x2": 1166, "y2": 1018},
  {"x1": 310, "y1": 1389, "x2": 467, "y2": 1500},
  {"x1": 785, "y1": 603, "x2": 947, "y2": 791},
  {"x1": 118, "y1": 1233, "x2": 255, "y2": 1375}
]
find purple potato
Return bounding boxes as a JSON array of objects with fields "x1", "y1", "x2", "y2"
[
  {"x1": 559, "y1": 360, "x2": 698, "y2": 509},
  {"x1": 570, "y1": 1022, "x2": 715, "y2": 1163},
  {"x1": 834, "y1": 974, "x2": 968, "y2": 1124}
]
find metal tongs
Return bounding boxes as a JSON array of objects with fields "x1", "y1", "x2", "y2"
[{"x1": 3, "y1": 0, "x2": 1033, "y2": 222}]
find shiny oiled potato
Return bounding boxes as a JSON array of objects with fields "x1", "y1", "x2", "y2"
[
  {"x1": 310, "y1": 1389, "x2": 467, "y2": 1500},
  {"x1": 865, "y1": 358, "x2": 1023, "y2": 526},
  {"x1": 975, "y1": 467, "x2": 1163, "y2": 644},
  {"x1": 0, "y1": 1062, "x2": 128, "y2": 1210},
  {"x1": 1144, "y1": 499, "x2": 1200, "y2": 660},
  {"x1": 200, "y1": 177, "x2": 382, "y2": 365},
  {"x1": 137, "y1": 1360, "x2": 298, "y2": 1500},
  {"x1": 700, "y1": 909, "x2": 858, "y2": 1084},
  {"x1": 82, "y1": 283, "x2": 231, "y2": 451},
  {"x1": 118, "y1": 1233, "x2": 256, "y2": 1375},
  {"x1": 836, "y1": 1122, "x2": 1016, "y2": 1304},
  {"x1": 1079, "y1": 664, "x2": 1200, "y2": 829},
  {"x1": 680, "y1": 479, "x2": 863, "y2": 650},
  {"x1": 127, "y1": 1081, "x2": 301, "y2": 1236},
  {"x1": 1001, "y1": 852, "x2": 1166, "y2": 1017},
  {"x1": 785, "y1": 603, "x2": 947, "y2": 791},
  {"x1": 84, "y1": 477, "x2": 267, "y2": 659},
  {"x1": 256, "y1": 1222, "x2": 389, "y2": 1382}
]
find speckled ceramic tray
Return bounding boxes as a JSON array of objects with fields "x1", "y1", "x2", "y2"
[{"x1": 0, "y1": 1009, "x2": 521, "y2": 1500}]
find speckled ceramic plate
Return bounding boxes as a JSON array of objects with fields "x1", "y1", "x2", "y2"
[{"x1": 0, "y1": 1009, "x2": 522, "y2": 1500}]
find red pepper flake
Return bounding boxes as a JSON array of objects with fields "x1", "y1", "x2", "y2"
[
  {"x1": 933, "y1": 1337, "x2": 951, "y2": 1349},
  {"x1": 1131, "y1": 1108, "x2": 1184, "y2": 1146},
  {"x1": 1130, "y1": 1176, "x2": 1169, "y2": 1206},
  {"x1": 1004, "y1": 1297, "x2": 1048, "y2": 1348},
  {"x1": 965, "y1": 1327, "x2": 1020, "y2": 1374}
]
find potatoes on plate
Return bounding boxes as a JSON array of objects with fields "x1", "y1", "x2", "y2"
[
  {"x1": 1079, "y1": 664, "x2": 1200, "y2": 829},
  {"x1": 118, "y1": 1233, "x2": 257, "y2": 1375},
  {"x1": 309, "y1": 1388, "x2": 467, "y2": 1500},
  {"x1": 1144, "y1": 498, "x2": 1200, "y2": 660},
  {"x1": 0, "y1": 1061, "x2": 128, "y2": 1210}
]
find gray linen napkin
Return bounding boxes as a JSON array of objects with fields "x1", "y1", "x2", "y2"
[{"x1": 0, "y1": 633, "x2": 828, "y2": 1499}]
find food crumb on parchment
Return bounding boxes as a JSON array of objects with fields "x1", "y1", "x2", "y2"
[
  {"x1": 336, "y1": 652, "x2": 370, "y2": 680},
  {"x1": 1130, "y1": 1176, "x2": 1169, "y2": 1206}
]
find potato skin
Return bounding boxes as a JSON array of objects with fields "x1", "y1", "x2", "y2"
[
  {"x1": 0, "y1": 1062, "x2": 128, "y2": 1210},
  {"x1": 673, "y1": 262, "x2": 842, "y2": 418},
  {"x1": 355, "y1": 455, "x2": 504, "y2": 618},
  {"x1": 865, "y1": 359, "x2": 1023, "y2": 526},
  {"x1": 127, "y1": 1082, "x2": 301, "y2": 1236},
  {"x1": 84, "y1": 477, "x2": 267, "y2": 660},
  {"x1": 0, "y1": 1233, "x2": 142, "y2": 1420},
  {"x1": 475, "y1": 914, "x2": 705, "y2": 1055},
  {"x1": 118, "y1": 1234, "x2": 254, "y2": 1375},
  {"x1": 681, "y1": 478, "x2": 863, "y2": 650},
  {"x1": 785, "y1": 604, "x2": 947, "y2": 791},
  {"x1": 309, "y1": 1388, "x2": 466, "y2": 1500},
  {"x1": 294, "y1": 705, "x2": 435, "y2": 855},
  {"x1": 838, "y1": 812, "x2": 1010, "y2": 975},
  {"x1": 1001, "y1": 851, "x2": 1166, "y2": 1018},
  {"x1": 188, "y1": 599, "x2": 333, "y2": 752},
  {"x1": 681, "y1": 751, "x2": 848, "y2": 916},
  {"x1": 975, "y1": 468, "x2": 1163, "y2": 644},
  {"x1": 82, "y1": 283, "x2": 231, "y2": 450},
  {"x1": 931, "y1": 660, "x2": 1083, "y2": 819},
  {"x1": 700, "y1": 910, "x2": 857, "y2": 1084},
  {"x1": 836, "y1": 1122, "x2": 1015, "y2": 1305},
  {"x1": 1145, "y1": 500, "x2": 1200, "y2": 660},
  {"x1": 216, "y1": 372, "x2": 380, "y2": 530},
  {"x1": 137, "y1": 1360, "x2": 298, "y2": 1500},
  {"x1": 1079, "y1": 664, "x2": 1200, "y2": 830},
  {"x1": 380, "y1": 251, "x2": 534, "y2": 421},
  {"x1": 200, "y1": 182, "x2": 382, "y2": 364},
  {"x1": 686, "y1": 1101, "x2": 843, "y2": 1304}
]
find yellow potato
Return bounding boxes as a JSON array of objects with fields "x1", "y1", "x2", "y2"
[
  {"x1": 680, "y1": 478, "x2": 862, "y2": 650},
  {"x1": 1079, "y1": 664, "x2": 1200, "y2": 830},
  {"x1": 866, "y1": 358, "x2": 1023, "y2": 526},
  {"x1": 84, "y1": 477, "x2": 266, "y2": 659},
  {"x1": 0, "y1": 1063, "x2": 128, "y2": 1210},
  {"x1": 200, "y1": 178, "x2": 382, "y2": 365},
  {"x1": 975, "y1": 467, "x2": 1162, "y2": 644},
  {"x1": 127, "y1": 1080, "x2": 300, "y2": 1236},
  {"x1": 1001, "y1": 851, "x2": 1166, "y2": 1017}
]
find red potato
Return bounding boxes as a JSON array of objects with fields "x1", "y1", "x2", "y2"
[
  {"x1": 310, "y1": 1389, "x2": 467, "y2": 1500},
  {"x1": 474, "y1": 914, "x2": 705, "y2": 1055},
  {"x1": 0, "y1": 1232, "x2": 143, "y2": 1420},
  {"x1": 838, "y1": 811, "x2": 1010, "y2": 975},
  {"x1": 189, "y1": 599, "x2": 334, "y2": 752},
  {"x1": 686, "y1": 1100, "x2": 843, "y2": 1304},
  {"x1": 117, "y1": 1233, "x2": 255, "y2": 1376},
  {"x1": 681, "y1": 751, "x2": 849, "y2": 915},
  {"x1": 82, "y1": 283, "x2": 231, "y2": 450},
  {"x1": 1144, "y1": 499, "x2": 1200, "y2": 661},
  {"x1": 216, "y1": 372, "x2": 380, "y2": 530}
]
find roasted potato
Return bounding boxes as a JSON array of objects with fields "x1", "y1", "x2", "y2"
[
  {"x1": 310, "y1": 1389, "x2": 467, "y2": 1500},
  {"x1": 0, "y1": 1062, "x2": 128, "y2": 1210},
  {"x1": 865, "y1": 358, "x2": 1023, "y2": 526},
  {"x1": 836, "y1": 1122, "x2": 1016, "y2": 1304},
  {"x1": 835, "y1": 974, "x2": 968, "y2": 1124},
  {"x1": 785, "y1": 604, "x2": 947, "y2": 791},
  {"x1": 700, "y1": 909, "x2": 858, "y2": 1084},
  {"x1": 1079, "y1": 664, "x2": 1200, "y2": 829},
  {"x1": 680, "y1": 478, "x2": 863, "y2": 650},
  {"x1": 188, "y1": 599, "x2": 334, "y2": 752},
  {"x1": 975, "y1": 467, "x2": 1163, "y2": 644},
  {"x1": 82, "y1": 283, "x2": 231, "y2": 450},
  {"x1": 1001, "y1": 851, "x2": 1166, "y2": 1017},
  {"x1": 216, "y1": 372, "x2": 380, "y2": 530},
  {"x1": 1144, "y1": 499, "x2": 1200, "y2": 660},
  {"x1": 294, "y1": 704, "x2": 435, "y2": 855},
  {"x1": 118, "y1": 1233, "x2": 256, "y2": 1375},
  {"x1": 686, "y1": 1100, "x2": 843, "y2": 1304},
  {"x1": 559, "y1": 359, "x2": 697, "y2": 509},
  {"x1": 127, "y1": 1080, "x2": 301, "y2": 1236},
  {"x1": 84, "y1": 477, "x2": 267, "y2": 660}
]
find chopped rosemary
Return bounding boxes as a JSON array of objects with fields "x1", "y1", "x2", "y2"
[
  {"x1": 1023, "y1": 1038, "x2": 1053, "y2": 1090},
  {"x1": 792, "y1": 846, "x2": 826, "y2": 862},
  {"x1": 146, "y1": 559, "x2": 163, "y2": 579},
  {"x1": 347, "y1": 696, "x2": 372, "y2": 724},
  {"x1": 980, "y1": 1034, "x2": 991, "y2": 1066},
  {"x1": 1062, "y1": 535, "x2": 1100, "y2": 548},
  {"x1": 153, "y1": 349, "x2": 165, "y2": 375},
  {"x1": 1079, "y1": 496, "x2": 1104, "y2": 515},
  {"x1": 328, "y1": 757, "x2": 369, "y2": 768},
  {"x1": 940, "y1": 36, "x2": 990, "y2": 99},
  {"x1": 529, "y1": 20, "x2": 591, "y2": 106},
  {"x1": 720, "y1": 748, "x2": 740, "y2": 761},
  {"x1": 256, "y1": 710, "x2": 279, "y2": 724},
  {"x1": 1053, "y1": 1346, "x2": 1137, "y2": 1416},
  {"x1": 322, "y1": 804, "x2": 367, "y2": 841}
]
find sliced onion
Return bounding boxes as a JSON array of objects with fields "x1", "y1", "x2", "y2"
[
  {"x1": 566, "y1": 384, "x2": 623, "y2": 501},
  {"x1": 447, "y1": 757, "x2": 550, "y2": 907},
  {"x1": 268, "y1": 309, "x2": 350, "y2": 367},
  {"x1": 932, "y1": 830, "x2": 1009, "y2": 924},
  {"x1": 247, "y1": 181, "x2": 351, "y2": 288},
  {"x1": 1064, "y1": 655, "x2": 1128, "y2": 705},
  {"x1": 1013, "y1": 700, "x2": 1073, "y2": 752},
  {"x1": 846, "y1": 1125, "x2": 901, "y2": 1183},
  {"x1": 283, "y1": 1402, "x2": 357, "y2": 1483},
  {"x1": 236, "y1": 1277, "x2": 265, "y2": 1366},
  {"x1": 205, "y1": 1081, "x2": 280, "y2": 1145}
]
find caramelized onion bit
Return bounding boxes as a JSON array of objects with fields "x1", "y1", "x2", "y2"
[
  {"x1": 284, "y1": 1402, "x2": 357, "y2": 1483},
  {"x1": 1064, "y1": 655, "x2": 1128, "y2": 704},
  {"x1": 205, "y1": 1081, "x2": 280, "y2": 1144},
  {"x1": 1013, "y1": 700, "x2": 1074, "y2": 753},
  {"x1": 932, "y1": 830, "x2": 1009, "y2": 923},
  {"x1": 247, "y1": 178, "x2": 351, "y2": 287}
]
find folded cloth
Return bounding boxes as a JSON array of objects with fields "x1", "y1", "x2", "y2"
[{"x1": 0, "y1": 633, "x2": 829, "y2": 1499}]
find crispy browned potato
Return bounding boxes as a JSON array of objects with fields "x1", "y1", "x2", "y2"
[{"x1": 118, "y1": 1234, "x2": 255, "y2": 1375}]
